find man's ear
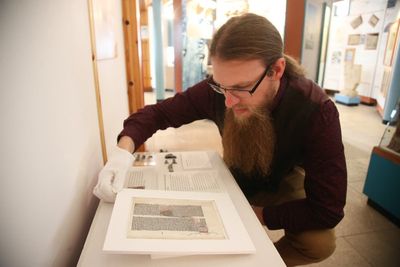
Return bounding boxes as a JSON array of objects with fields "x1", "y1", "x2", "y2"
[{"x1": 269, "y1": 57, "x2": 286, "y2": 80}]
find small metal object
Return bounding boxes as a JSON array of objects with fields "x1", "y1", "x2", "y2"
[
  {"x1": 165, "y1": 153, "x2": 177, "y2": 159},
  {"x1": 168, "y1": 164, "x2": 174, "y2": 172}
]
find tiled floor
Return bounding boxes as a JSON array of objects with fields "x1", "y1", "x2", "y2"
[{"x1": 143, "y1": 92, "x2": 400, "y2": 266}]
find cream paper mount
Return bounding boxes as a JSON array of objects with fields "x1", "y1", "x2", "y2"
[{"x1": 103, "y1": 189, "x2": 256, "y2": 257}]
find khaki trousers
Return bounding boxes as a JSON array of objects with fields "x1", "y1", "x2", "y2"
[{"x1": 248, "y1": 167, "x2": 336, "y2": 267}]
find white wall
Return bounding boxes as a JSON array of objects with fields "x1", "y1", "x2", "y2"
[
  {"x1": 372, "y1": 2, "x2": 400, "y2": 109},
  {"x1": 323, "y1": 0, "x2": 387, "y2": 95},
  {"x1": 0, "y1": 0, "x2": 116, "y2": 266},
  {"x1": 94, "y1": 0, "x2": 130, "y2": 157}
]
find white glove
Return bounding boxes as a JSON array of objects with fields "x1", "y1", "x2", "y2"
[{"x1": 93, "y1": 146, "x2": 134, "y2": 202}]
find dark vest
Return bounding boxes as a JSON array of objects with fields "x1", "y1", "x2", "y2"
[{"x1": 214, "y1": 77, "x2": 328, "y2": 197}]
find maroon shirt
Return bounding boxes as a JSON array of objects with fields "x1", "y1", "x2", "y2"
[{"x1": 119, "y1": 76, "x2": 347, "y2": 232}]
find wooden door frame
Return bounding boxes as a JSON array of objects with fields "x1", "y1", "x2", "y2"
[
  {"x1": 122, "y1": 0, "x2": 145, "y2": 151},
  {"x1": 284, "y1": 0, "x2": 305, "y2": 61},
  {"x1": 122, "y1": 0, "x2": 145, "y2": 114},
  {"x1": 173, "y1": 0, "x2": 182, "y2": 92}
]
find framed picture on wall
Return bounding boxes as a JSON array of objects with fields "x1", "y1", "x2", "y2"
[
  {"x1": 380, "y1": 68, "x2": 391, "y2": 97},
  {"x1": 369, "y1": 14, "x2": 379, "y2": 28},
  {"x1": 348, "y1": 34, "x2": 361, "y2": 45},
  {"x1": 365, "y1": 33, "x2": 379, "y2": 50},
  {"x1": 384, "y1": 20, "x2": 400, "y2": 66},
  {"x1": 351, "y1": 15, "x2": 363, "y2": 29},
  {"x1": 344, "y1": 48, "x2": 356, "y2": 64}
]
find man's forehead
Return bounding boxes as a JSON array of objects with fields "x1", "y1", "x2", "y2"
[{"x1": 211, "y1": 59, "x2": 265, "y2": 86}]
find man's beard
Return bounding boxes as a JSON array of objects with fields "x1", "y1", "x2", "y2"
[{"x1": 222, "y1": 107, "x2": 275, "y2": 176}]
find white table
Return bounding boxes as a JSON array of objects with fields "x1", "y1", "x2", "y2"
[{"x1": 78, "y1": 151, "x2": 285, "y2": 267}]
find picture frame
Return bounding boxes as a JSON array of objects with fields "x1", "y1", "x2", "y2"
[
  {"x1": 384, "y1": 20, "x2": 400, "y2": 66},
  {"x1": 365, "y1": 33, "x2": 379, "y2": 50},
  {"x1": 348, "y1": 34, "x2": 361, "y2": 45},
  {"x1": 369, "y1": 14, "x2": 379, "y2": 28},
  {"x1": 351, "y1": 15, "x2": 363, "y2": 29},
  {"x1": 380, "y1": 68, "x2": 391, "y2": 97},
  {"x1": 344, "y1": 48, "x2": 356, "y2": 64}
]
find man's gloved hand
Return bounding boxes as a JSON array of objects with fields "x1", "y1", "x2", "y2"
[{"x1": 93, "y1": 146, "x2": 134, "y2": 202}]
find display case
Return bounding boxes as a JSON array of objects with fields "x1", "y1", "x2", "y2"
[{"x1": 363, "y1": 124, "x2": 400, "y2": 225}]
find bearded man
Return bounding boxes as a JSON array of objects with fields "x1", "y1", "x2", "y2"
[{"x1": 94, "y1": 13, "x2": 347, "y2": 266}]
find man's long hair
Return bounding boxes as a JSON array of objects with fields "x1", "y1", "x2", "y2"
[{"x1": 209, "y1": 13, "x2": 305, "y2": 79}]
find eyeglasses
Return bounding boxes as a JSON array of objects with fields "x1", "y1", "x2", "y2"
[{"x1": 207, "y1": 66, "x2": 271, "y2": 98}]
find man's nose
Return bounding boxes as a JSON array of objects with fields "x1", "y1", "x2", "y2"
[{"x1": 224, "y1": 91, "x2": 240, "y2": 108}]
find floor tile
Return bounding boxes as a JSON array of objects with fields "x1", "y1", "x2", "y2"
[
  {"x1": 335, "y1": 187, "x2": 397, "y2": 237},
  {"x1": 345, "y1": 230, "x2": 400, "y2": 267},
  {"x1": 346, "y1": 157, "x2": 370, "y2": 182},
  {"x1": 343, "y1": 142, "x2": 372, "y2": 161},
  {"x1": 348, "y1": 181, "x2": 365, "y2": 194}
]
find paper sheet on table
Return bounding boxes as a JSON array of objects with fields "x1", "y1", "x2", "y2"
[
  {"x1": 164, "y1": 170, "x2": 224, "y2": 192},
  {"x1": 124, "y1": 169, "x2": 224, "y2": 193},
  {"x1": 181, "y1": 151, "x2": 212, "y2": 169}
]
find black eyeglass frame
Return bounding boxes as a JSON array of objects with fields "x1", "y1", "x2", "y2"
[{"x1": 207, "y1": 65, "x2": 271, "y2": 97}]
